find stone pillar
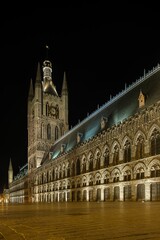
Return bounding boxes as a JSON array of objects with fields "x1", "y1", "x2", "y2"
[
  {"x1": 110, "y1": 186, "x2": 114, "y2": 201},
  {"x1": 101, "y1": 187, "x2": 104, "y2": 201},
  {"x1": 131, "y1": 183, "x2": 137, "y2": 201},
  {"x1": 145, "y1": 182, "x2": 151, "y2": 201},
  {"x1": 86, "y1": 189, "x2": 89, "y2": 201},
  {"x1": 57, "y1": 192, "x2": 59, "y2": 202},
  {"x1": 65, "y1": 191, "x2": 68, "y2": 202},
  {"x1": 119, "y1": 185, "x2": 124, "y2": 201}
]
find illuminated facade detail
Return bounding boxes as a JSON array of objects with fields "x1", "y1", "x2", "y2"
[
  {"x1": 77, "y1": 132, "x2": 83, "y2": 143},
  {"x1": 138, "y1": 90, "x2": 145, "y2": 108},
  {"x1": 101, "y1": 116, "x2": 107, "y2": 130},
  {"x1": 8, "y1": 55, "x2": 160, "y2": 203}
]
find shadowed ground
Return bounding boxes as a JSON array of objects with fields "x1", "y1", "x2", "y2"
[{"x1": 0, "y1": 201, "x2": 160, "y2": 240}]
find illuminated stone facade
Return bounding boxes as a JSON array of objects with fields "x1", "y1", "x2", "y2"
[{"x1": 9, "y1": 54, "x2": 160, "y2": 203}]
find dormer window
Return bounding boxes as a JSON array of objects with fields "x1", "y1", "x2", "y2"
[
  {"x1": 77, "y1": 132, "x2": 83, "y2": 144},
  {"x1": 61, "y1": 144, "x2": 66, "y2": 153},
  {"x1": 138, "y1": 90, "x2": 145, "y2": 108},
  {"x1": 101, "y1": 116, "x2": 107, "y2": 130}
]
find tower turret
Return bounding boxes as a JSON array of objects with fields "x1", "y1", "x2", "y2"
[{"x1": 8, "y1": 158, "x2": 13, "y2": 186}]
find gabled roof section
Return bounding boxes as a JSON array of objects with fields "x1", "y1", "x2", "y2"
[{"x1": 41, "y1": 63, "x2": 160, "y2": 165}]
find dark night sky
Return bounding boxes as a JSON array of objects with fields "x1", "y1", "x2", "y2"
[{"x1": 1, "y1": 4, "x2": 160, "y2": 192}]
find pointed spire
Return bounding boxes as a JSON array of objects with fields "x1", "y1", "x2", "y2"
[
  {"x1": 28, "y1": 78, "x2": 34, "y2": 100},
  {"x1": 8, "y1": 158, "x2": 13, "y2": 185},
  {"x1": 35, "y1": 62, "x2": 41, "y2": 83},
  {"x1": 45, "y1": 45, "x2": 49, "y2": 59},
  {"x1": 61, "y1": 71, "x2": 68, "y2": 95},
  {"x1": 9, "y1": 158, "x2": 13, "y2": 171}
]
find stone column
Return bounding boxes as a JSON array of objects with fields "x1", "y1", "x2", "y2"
[
  {"x1": 145, "y1": 182, "x2": 151, "y2": 201},
  {"x1": 131, "y1": 183, "x2": 137, "y2": 201},
  {"x1": 110, "y1": 186, "x2": 114, "y2": 201},
  {"x1": 86, "y1": 189, "x2": 89, "y2": 201},
  {"x1": 101, "y1": 187, "x2": 104, "y2": 201},
  {"x1": 119, "y1": 185, "x2": 124, "y2": 201}
]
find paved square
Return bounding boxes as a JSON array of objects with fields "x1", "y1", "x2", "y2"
[{"x1": 0, "y1": 202, "x2": 160, "y2": 239}]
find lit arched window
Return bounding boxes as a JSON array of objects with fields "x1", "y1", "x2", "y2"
[
  {"x1": 150, "y1": 129, "x2": 160, "y2": 155},
  {"x1": 113, "y1": 145, "x2": 119, "y2": 165},
  {"x1": 136, "y1": 135, "x2": 144, "y2": 160},
  {"x1": 104, "y1": 148, "x2": 109, "y2": 167},
  {"x1": 124, "y1": 140, "x2": 131, "y2": 163},
  {"x1": 76, "y1": 159, "x2": 80, "y2": 175}
]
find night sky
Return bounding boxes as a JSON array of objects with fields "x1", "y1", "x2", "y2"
[{"x1": 1, "y1": 4, "x2": 160, "y2": 192}]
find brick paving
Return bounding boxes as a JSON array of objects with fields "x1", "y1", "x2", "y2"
[{"x1": 0, "y1": 202, "x2": 160, "y2": 240}]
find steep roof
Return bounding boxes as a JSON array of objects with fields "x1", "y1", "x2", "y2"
[{"x1": 41, "y1": 64, "x2": 160, "y2": 165}]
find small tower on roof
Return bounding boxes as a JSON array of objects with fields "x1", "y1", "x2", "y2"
[{"x1": 8, "y1": 158, "x2": 13, "y2": 186}]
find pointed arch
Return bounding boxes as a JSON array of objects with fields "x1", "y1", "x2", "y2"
[
  {"x1": 148, "y1": 126, "x2": 160, "y2": 156},
  {"x1": 55, "y1": 126, "x2": 59, "y2": 141},
  {"x1": 147, "y1": 124, "x2": 160, "y2": 139},
  {"x1": 148, "y1": 159, "x2": 160, "y2": 178},
  {"x1": 111, "y1": 141, "x2": 120, "y2": 165},
  {"x1": 76, "y1": 158, "x2": 80, "y2": 175},
  {"x1": 94, "y1": 148, "x2": 101, "y2": 170},
  {"x1": 81, "y1": 154, "x2": 86, "y2": 173},
  {"x1": 102, "y1": 144, "x2": 110, "y2": 167},
  {"x1": 47, "y1": 123, "x2": 51, "y2": 139},
  {"x1": 95, "y1": 172, "x2": 102, "y2": 185},
  {"x1": 122, "y1": 165, "x2": 132, "y2": 181},
  {"x1": 133, "y1": 162, "x2": 146, "y2": 180},
  {"x1": 87, "y1": 151, "x2": 93, "y2": 172},
  {"x1": 111, "y1": 167, "x2": 121, "y2": 182},
  {"x1": 122, "y1": 137, "x2": 131, "y2": 163},
  {"x1": 134, "y1": 131, "x2": 145, "y2": 160}
]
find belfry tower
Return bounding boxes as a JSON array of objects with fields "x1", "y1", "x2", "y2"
[{"x1": 27, "y1": 47, "x2": 68, "y2": 173}]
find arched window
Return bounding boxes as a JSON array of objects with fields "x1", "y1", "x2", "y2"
[
  {"x1": 95, "y1": 152, "x2": 101, "y2": 170},
  {"x1": 41, "y1": 123, "x2": 44, "y2": 139},
  {"x1": 89, "y1": 154, "x2": 93, "y2": 171},
  {"x1": 67, "y1": 164, "x2": 70, "y2": 177},
  {"x1": 46, "y1": 102, "x2": 49, "y2": 116},
  {"x1": 150, "y1": 129, "x2": 160, "y2": 155},
  {"x1": 136, "y1": 135, "x2": 144, "y2": 160},
  {"x1": 104, "y1": 148, "x2": 109, "y2": 167},
  {"x1": 113, "y1": 145, "x2": 119, "y2": 165},
  {"x1": 150, "y1": 166, "x2": 160, "y2": 178},
  {"x1": 55, "y1": 126, "x2": 58, "y2": 140},
  {"x1": 123, "y1": 171, "x2": 131, "y2": 181},
  {"x1": 76, "y1": 159, "x2": 80, "y2": 175},
  {"x1": 47, "y1": 124, "x2": 51, "y2": 139},
  {"x1": 124, "y1": 140, "x2": 131, "y2": 163},
  {"x1": 71, "y1": 162, "x2": 75, "y2": 177},
  {"x1": 136, "y1": 168, "x2": 144, "y2": 179},
  {"x1": 82, "y1": 158, "x2": 86, "y2": 173}
]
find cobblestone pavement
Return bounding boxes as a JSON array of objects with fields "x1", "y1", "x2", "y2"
[{"x1": 0, "y1": 201, "x2": 160, "y2": 240}]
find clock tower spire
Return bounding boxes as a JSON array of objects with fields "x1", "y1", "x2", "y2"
[{"x1": 27, "y1": 47, "x2": 69, "y2": 173}]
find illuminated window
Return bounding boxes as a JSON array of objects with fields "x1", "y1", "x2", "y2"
[
  {"x1": 136, "y1": 135, "x2": 144, "y2": 160},
  {"x1": 150, "y1": 129, "x2": 160, "y2": 155},
  {"x1": 113, "y1": 145, "x2": 119, "y2": 165},
  {"x1": 123, "y1": 140, "x2": 131, "y2": 163},
  {"x1": 104, "y1": 148, "x2": 109, "y2": 167},
  {"x1": 138, "y1": 90, "x2": 145, "y2": 108}
]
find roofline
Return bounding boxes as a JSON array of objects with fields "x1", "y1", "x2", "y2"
[{"x1": 54, "y1": 63, "x2": 160, "y2": 145}]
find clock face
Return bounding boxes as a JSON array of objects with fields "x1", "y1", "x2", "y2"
[
  {"x1": 48, "y1": 104, "x2": 59, "y2": 118},
  {"x1": 49, "y1": 105, "x2": 58, "y2": 118},
  {"x1": 50, "y1": 106, "x2": 56, "y2": 115}
]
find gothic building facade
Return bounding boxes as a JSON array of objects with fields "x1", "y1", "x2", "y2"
[{"x1": 9, "y1": 54, "x2": 160, "y2": 203}]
